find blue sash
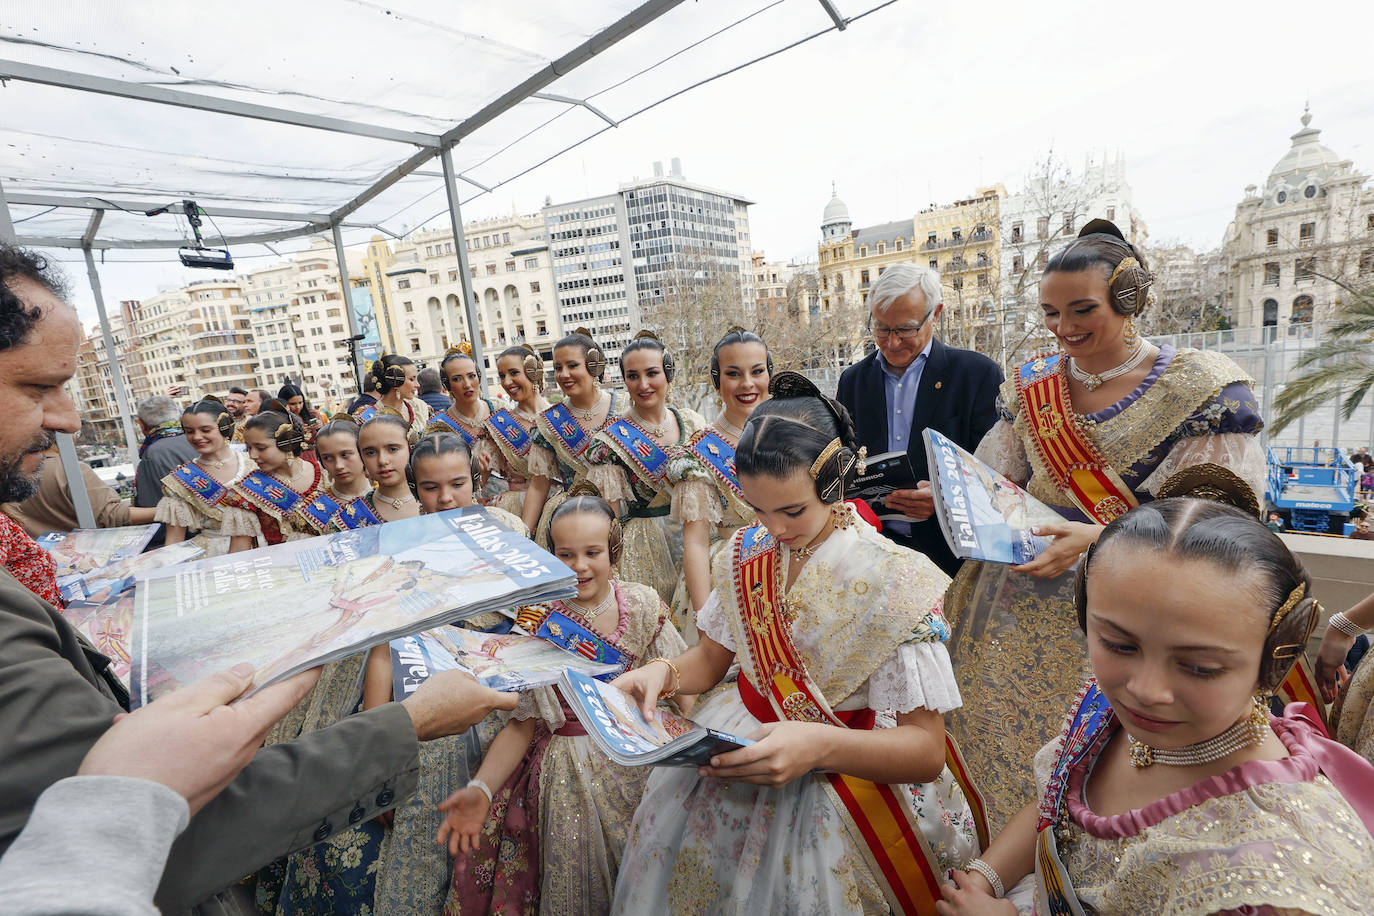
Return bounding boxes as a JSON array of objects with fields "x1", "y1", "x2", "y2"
[
  {"x1": 236, "y1": 469, "x2": 305, "y2": 518},
  {"x1": 488, "y1": 408, "x2": 533, "y2": 456},
  {"x1": 516, "y1": 606, "x2": 625, "y2": 674},
  {"x1": 429, "y1": 410, "x2": 477, "y2": 445},
  {"x1": 689, "y1": 429, "x2": 742, "y2": 497},
  {"x1": 299, "y1": 492, "x2": 344, "y2": 533},
  {"x1": 605, "y1": 417, "x2": 672, "y2": 484},
  {"x1": 334, "y1": 495, "x2": 383, "y2": 529},
  {"x1": 542, "y1": 402, "x2": 591, "y2": 458},
  {"x1": 170, "y1": 462, "x2": 228, "y2": 509}
]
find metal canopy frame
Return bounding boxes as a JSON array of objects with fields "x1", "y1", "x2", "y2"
[{"x1": 0, "y1": 0, "x2": 865, "y2": 502}]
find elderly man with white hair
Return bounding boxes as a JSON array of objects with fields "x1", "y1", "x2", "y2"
[{"x1": 837, "y1": 263, "x2": 1002, "y2": 576}]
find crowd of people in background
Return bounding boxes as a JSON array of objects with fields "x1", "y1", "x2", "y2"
[{"x1": 4, "y1": 219, "x2": 1374, "y2": 916}]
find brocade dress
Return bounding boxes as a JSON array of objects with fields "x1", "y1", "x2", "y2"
[
  {"x1": 612, "y1": 508, "x2": 978, "y2": 914},
  {"x1": 944, "y1": 343, "x2": 1263, "y2": 831},
  {"x1": 444, "y1": 580, "x2": 687, "y2": 916},
  {"x1": 584, "y1": 406, "x2": 706, "y2": 605}
]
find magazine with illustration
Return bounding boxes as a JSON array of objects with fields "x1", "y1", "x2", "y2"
[
  {"x1": 557, "y1": 669, "x2": 753, "y2": 767},
  {"x1": 37, "y1": 524, "x2": 161, "y2": 602},
  {"x1": 848, "y1": 449, "x2": 920, "y2": 521},
  {"x1": 923, "y1": 427, "x2": 1064, "y2": 564},
  {"x1": 130, "y1": 506, "x2": 575, "y2": 706},
  {"x1": 389, "y1": 626, "x2": 618, "y2": 699}
]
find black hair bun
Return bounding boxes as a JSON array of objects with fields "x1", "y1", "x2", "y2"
[
  {"x1": 1079, "y1": 218, "x2": 1127, "y2": 242},
  {"x1": 769, "y1": 370, "x2": 822, "y2": 400}
]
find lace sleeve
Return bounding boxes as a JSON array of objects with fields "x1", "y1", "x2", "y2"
[
  {"x1": 864, "y1": 641, "x2": 963, "y2": 714},
  {"x1": 153, "y1": 496, "x2": 199, "y2": 528},
  {"x1": 695, "y1": 590, "x2": 735, "y2": 651},
  {"x1": 973, "y1": 419, "x2": 1031, "y2": 485},
  {"x1": 669, "y1": 479, "x2": 722, "y2": 525},
  {"x1": 1139, "y1": 432, "x2": 1266, "y2": 503},
  {"x1": 217, "y1": 506, "x2": 262, "y2": 540},
  {"x1": 585, "y1": 463, "x2": 634, "y2": 506}
]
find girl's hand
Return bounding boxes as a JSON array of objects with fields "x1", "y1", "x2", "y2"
[
  {"x1": 935, "y1": 871, "x2": 1018, "y2": 916},
  {"x1": 612, "y1": 662, "x2": 672, "y2": 721},
  {"x1": 1011, "y1": 522, "x2": 1101, "y2": 579},
  {"x1": 436, "y1": 786, "x2": 492, "y2": 856},
  {"x1": 1316, "y1": 624, "x2": 1358, "y2": 703},
  {"x1": 697, "y1": 722, "x2": 831, "y2": 786}
]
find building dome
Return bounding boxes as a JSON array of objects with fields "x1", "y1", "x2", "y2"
[{"x1": 1269, "y1": 107, "x2": 1342, "y2": 183}]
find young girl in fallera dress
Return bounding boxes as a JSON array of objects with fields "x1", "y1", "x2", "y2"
[
  {"x1": 938, "y1": 499, "x2": 1374, "y2": 916},
  {"x1": 438, "y1": 487, "x2": 688, "y2": 916},
  {"x1": 521, "y1": 329, "x2": 624, "y2": 545},
  {"x1": 667, "y1": 328, "x2": 771, "y2": 639},
  {"x1": 224, "y1": 407, "x2": 330, "y2": 552},
  {"x1": 475, "y1": 345, "x2": 550, "y2": 519},
  {"x1": 584, "y1": 331, "x2": 706, "y2": 604},
  {"x1": 611, "y1": 372, "x2": 977, "y2": 915},
  {"x1": 156, "y1": 397, "x2": 256, "y2": 556}
]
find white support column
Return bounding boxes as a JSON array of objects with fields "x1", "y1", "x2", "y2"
[
  {"x1": 82, "y1": 245, "x2": 142, "y2": 461},
  {"x1": 440, "y1": 147, "x2": 487, "y2": 394},
  {"x1": 332, "y1": 224, "x2": 365, "y2": 394}
]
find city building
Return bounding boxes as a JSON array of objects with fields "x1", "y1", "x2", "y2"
[
  {"x1": 543, "y1": 159, "x2": 753, "y2": 380},
  {"x1": 1221, "y1": 107, "x2": 1374, "y2": 330},
  {"x1": 380, "y1": 214, "x2": 560, "y2": 386}
]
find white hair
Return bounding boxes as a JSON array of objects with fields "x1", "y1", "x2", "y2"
[
  {"x1": 868, "y1": 263, "x2": 942, "y2": 318},
  {"x1": 136, "y1": 395, "x2": 182, "y2": 427}
]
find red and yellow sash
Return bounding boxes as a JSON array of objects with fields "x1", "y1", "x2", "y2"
[
  {"x1": 1015, "y1": 353, "x2": 1138, "y2": 525},
  {"x1": 731, "y1": 525, "x2": 945, "y2": 916}
]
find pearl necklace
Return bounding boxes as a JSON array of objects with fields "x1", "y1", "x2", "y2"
[
  {"x1": 1128, "y1": 697, "x2": 1269, "y2": 768},
  {"x1": 1068, "y1": 343, "x2": 1152, "y2": 392},
  {"x1": 564, "y1": 589, "x2": 615, "y2": 624},
  {"x1": 566, "y1": 391, "x2": 608, "y2": 422}
]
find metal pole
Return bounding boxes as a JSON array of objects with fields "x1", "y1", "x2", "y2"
[
  {"x1": 0, "y1": 176, "x2": 16, "y2": 243},
  {"x1": 440, "y1": 146, "x2": 487, "y2": 393},
  {"x1": 82, "y1": 246, "x2": 141, "y2": 461},
  {"x1": 55, "y1": 433, "x2": 96, "y2": 529},
  {"x1": 331, "y1": 224, "x2": 364, "y2": 396}
]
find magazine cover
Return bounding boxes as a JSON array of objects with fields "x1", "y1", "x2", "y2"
[
  {"x1": 557, "y1": 669, "x2": 752, "y2": 767},
  {"x1": 923, "y1": 427, "x2": 1064, "y2": 564},
  {"x1": 37, "y1": 524, "x2": 161, "y2": 602},
  {"x1": 390, "y1": 626, "x2": 618, "y2": 699},
  {"x1": 130, "y1": 507, "x2": 575, "y2": 706},
  {"x1": 848, "y1": 449, "x2": 920, "y2": 522}
]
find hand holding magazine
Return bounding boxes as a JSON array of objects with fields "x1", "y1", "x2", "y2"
[
  {"x1": 389, "y1": 626, "x2": 618, "y2": 699},
  {"x1": 556, "y1": 669, "x2": 752, "y2": 767},
  {"x1": 922, "y1": 428, "x2": 1065, "y2": 564},
  {"x1": 130, "y1": 507, "x2": 575, "y2": 706}
]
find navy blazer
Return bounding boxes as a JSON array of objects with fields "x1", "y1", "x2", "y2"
[{"x1": 837, "y1": 338, "x2": 1003, "y2": 576}]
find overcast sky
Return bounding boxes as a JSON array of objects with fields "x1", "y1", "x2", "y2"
[{"x1": 24, "y1": 0, "x2": 1374, "y2": 327}]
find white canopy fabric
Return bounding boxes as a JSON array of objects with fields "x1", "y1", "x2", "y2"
[{"x1": 2, "y1": 0, "x2": 888, "y2": 251}]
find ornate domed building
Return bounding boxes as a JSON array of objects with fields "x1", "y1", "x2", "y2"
[{"x1": 1221, "y1": 107, "x2": 1373, "y2": 330}]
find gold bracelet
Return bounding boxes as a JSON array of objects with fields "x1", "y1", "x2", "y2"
[{"x1": 650, "y1": 657, "x2": 681, "y2": 700}]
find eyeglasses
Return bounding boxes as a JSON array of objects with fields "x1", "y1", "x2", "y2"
[{"x1": 868, "y1": 309, "x2": 934, "y2": 340}]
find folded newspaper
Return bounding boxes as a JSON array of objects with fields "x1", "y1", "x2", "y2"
[
  {"x1": 923, "y1": 427, "x2": 1064, "y2": 564},
  {"x1": 389, "y1": 626, "x2": 618, "y2": 699},
  {"x1": 557, "y1": 669, "x2": 752, "y2": 767},
  {"x1": 37, "y1": 524, "x2": 161, "y2": 603},
  {"x1": 130, "y1": 507, "x2": 575, "y2": 706}
]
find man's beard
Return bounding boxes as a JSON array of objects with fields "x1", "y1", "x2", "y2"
[{"x1": 0, "y1": 433, "x2": 55, "y2": 503}]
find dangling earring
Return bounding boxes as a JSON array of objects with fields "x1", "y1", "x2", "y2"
[{"x1": 1122, "y1": 316, "x2": 1141, "y2": 349}]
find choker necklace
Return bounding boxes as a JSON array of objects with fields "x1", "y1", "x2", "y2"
[
  {"x1": 1128, "y1": 697, "x2": 1269, "y2": 768},
  {"x1": 566, "y1": 391, "x2": 608, "y2": 422},
  {"x1": 1069, "y1": 342, "x2": 1151, "y2": 392},
  {"x1": 715, "y1": 415, "x2": 745, "y2": 442},
  {"x1": 196, "y1": 454, "x2": 231, "y2": 469},
  {"x1": 632, "y1": 409, "x2": 670, "y2": 439},
  {"x1": 382, "y1": 492, "x2": 415, "y2": 510},
  {"x1": 565, "y1": 590, "x2": 615, "y2": 623}
]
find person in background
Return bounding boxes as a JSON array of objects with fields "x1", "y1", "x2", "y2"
[
  {"x1": 417, "y1": 367, "x2": 451, "y2": 415},
  {"x1": 3, "y1": 448, "x2": 156, "y2": 537},
  {"x1": 245, "y1": 388, "x2": 273, "y2": 417},
  {"x1": 837, "y1": 263, "x2": 1003, "y2": 577},
  {"x1": 131, "y1": 396, "x2": 197, "y2": 549}
]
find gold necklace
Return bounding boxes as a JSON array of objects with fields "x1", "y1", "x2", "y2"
[
  {"x1": 564, "y1": 589, "x2": 615, "y2": 624},
  {"x1": 1128, "y1": 697, "x2": 1269, "y2": 768}
]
